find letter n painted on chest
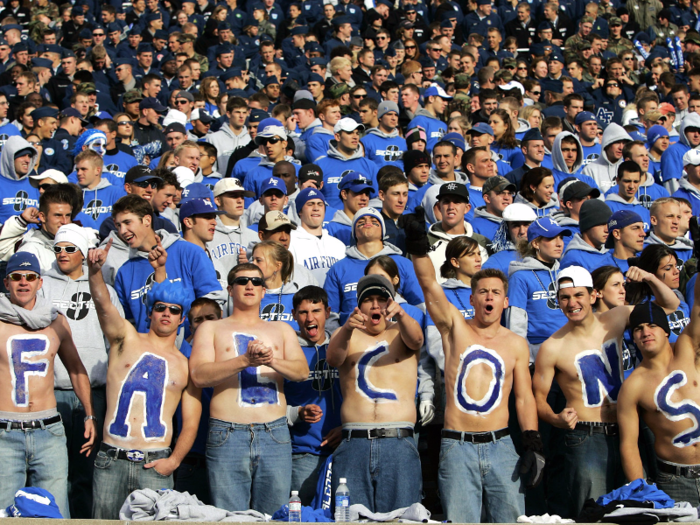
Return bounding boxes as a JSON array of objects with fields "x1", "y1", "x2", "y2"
[
  {"x1": 654, "y1": 370, "x2": 700, "y2": 447},
  {"x1": 234, "y1": 332, "x2": 279, "y2": 407},
  {"x1": 7, "y1": 335, "x2": 50, "y2": 408},
  {"x1": 574, "y1": 339, "x2": 622, "y2": 407},
  {"x1": 108, "y1": 353, "x2": 168, "y2": 440}
]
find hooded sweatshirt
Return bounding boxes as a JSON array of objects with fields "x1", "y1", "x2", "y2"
[
  {"x1": 550, "y1": 210, "x2": 579, "y2": 248},
  {"x1": 425, "y1": 279, "x2": 473, "y2": 373},
  {"x1": 644, "y1": 231, "x2": 694, "y2": 262},
  {"x1": 408, "y1": 108, "x2": 447, "y2": 153},
  {"x1": 305, "y1": 125, "x2": 335, "y2": 164},
  {"x1": 427, "y1": 221, "x2": 489, "y2": 283},
  {"x1": 284, "y1": 331, "x2": 343, "y2": 456},
  {"x1": 604, "y1": 193, "x2": 651, "y2": 231},
  {"x1": 606, "y1": 172, "x2": 670, "y2": 210},
  {"x1": 513, "y1": 192, "x2": 558, "y2": 218},
  {"x1": 102, "y1": 148, "x2": 139, "y2": 185},
  {"x1": 325, "y1": 208, "x2": 354, "y2": 246},
  {"x1": 660, "y1": 113, "x2": 700, "y2": 193},
  {"x1": 315, "y1": 142, "x2": 379, "y2": 209},
  {"x1": 471, "y1": 206, "x2": 502, "y2": 239},
  {"x1": 582, "y1": 124, "x2": 633, "y2": 195},
  {"x1": 115, "y1": 229, "x2": 222, "y2": 333},
  {"x1": 0, "y1": 135, "x2": 39, "y2": 225},
  {"x1": 79, "y1": 178, "x2": 125, "y2": 228},
  {"x1": 298, "y1": 118, "x2": 327, "y2": 163},
  {"x1": 40, "y1": 263, "x2": 123, "y2": 388},
  {"x1": 506, "y1": 257, "x2": 568, "y2": 361},
  {"x1": 361, "y1": 127, "x2": 406, "y2": 170},
  {"x1": 323, "y1": 243, "x2": 425, "y2": 325},
  {"x1": 673, "y1": 176, "x2": 700, "y2": 216},
  {"x1": 551, "y1": 132, "x2": 599, "y2": 190},
  {"x1": 560, "y1": 232, "x2": 616, "y2": 272},
  {"x1": 208, "y1": 216, "x2": 259, "y2": 278},
  {"x1": 17, "y1": 228, "x2": 59, "y2": 272},
  {"x1": 259, "y1": 280, "x2": 304, "y2": 330},
  {"x1": 100, "y1": 230, "x2": 130, "y2": 286},
  {"x1": 289, "y1": 226, "x2": 346, "y2": 286},
  {"x1": 206, "y1": 122, "x2": 251, "y2": 169},
  {"x1": 243, "y1": 155, "x2": 301, "y2": 201},
  {"x1": 405, "y1": 169, "x2": 470, "y2": 214}
]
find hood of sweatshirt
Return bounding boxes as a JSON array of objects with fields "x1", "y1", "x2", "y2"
[
  {"x1": 474, "y1": 206, "x2": 502, "y2": 223},
  {"x1": 44, "y1": 262, "x2": 88, "y2": 283},
  {"x1": 326, "y1": 140, "x2": 365, "y2": 161},
  {"x1": 606, "y1": 192, "x2": 641, "y2": 206},
  {"x1": 679, "y1": 176, "x2": 700, "y2": 196},
  {"x1": 563, "y1": 232, "x2": 607, "y2": 255},
  {"x1": 414, "y1": 108, "x2": 438, "y2": 120},
  {"x1": 82, "y1": 177, "x2": 112, "y2": 198},
  {"x1": 680, "y1": 112, "x2": 700, "y2": 148},
  {"x1": 427, "y1": 169, "x2": 469, "y2": 186},
  {"x1": 296, "y1": 331, "x2": 331, "y2": 347},
  {"x1": 331, "y1": 208, "x2": 353, "y2": 226},
  {"x1": 516, "y1": 118, "x2": 531, "y2": 134},
  {"x1": 259, "y1": 154, "x2": 301, "y2": 168},
  {"x1": 508, "y1": 256, "x2": 560, "y2": 277},
  {"x1": 443, "y1": 278, "x2": 471, "y2": 289},
  {"x1": 646, "y1": 231, "x2": 693, "y2": 250},
  {"x1": 128, "y1": 229, "x2": 179, "y2": 259},
  {"x1": 366, "y1": 127, "x2": 399, "y2": 139},
  {"x1": 514, "y1": 192, "x2": 558, "y2": 212},
  {"x1": 595, "y1": 123, "x2": 633, "y2": 167},
  {"x1": 303, "y1": 118, "x2": 324, "y2": 133},
  {"x1": 1, "y1": 135, "x2": 37, "y2": 181},
  {"x1": 102, "y1": 229, "x2": 129, "y2": 251},
  {"x1": 551, "y1": 210, "x2": 579, "y2": 227},
  {"x1": 428, "y1": 220, "x2": 475, "y2": 241},
  {"x1": 346, "y1": 242, "x2": 403, "y2": 260},
  {"x1": 552, "y1": 131, "x2": 584, "y2": 174}
]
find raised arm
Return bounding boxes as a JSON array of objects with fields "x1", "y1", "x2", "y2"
[
  {"x1": 384, "y1": 297, "x2": 424, "y2": 351},
  {"x1": 327, "y1": 308, "x2": 363, "y2": 368},
  {"x1": 617, "y1": 379, "x2": 644, "y2": 481},
  {"x1": 87, "y1": 239, "x2": 131, "y2": 346},
  {"x1": 532, "y1": 341, "x2": 578, "y2": 429}
]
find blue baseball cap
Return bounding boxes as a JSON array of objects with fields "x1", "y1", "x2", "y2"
[
  {"x1": 260, "y1": 176, "x2": 288, "y2": 196},
  {"x1": 6, "y1": 252, "x2": 41, "y2": 277},
  {"x1": 574, "y1": 111, "x2": 596, "y2": 126},
  {"x1": 608, "y1": 210, "x2": 644, "y2": 232},
  {"x1": 522, "y1": 128, "x2": 543, "y2": 142},
  {"x1": 307, "y1": 72, "x2": 324, "y2": 84},
  {"x1": 296, "y1": 187, "x2": 326, "y2": 213},
  {"x1": 424, "y1": 83, "x2": 452, "y2": 99},
  {"x1": 180, "y1": 197, "x2": 224, "y2": 220},
  {"x1": 264, "y1": 75, "x2": 280, "y2": 86},
  {"x1": 31, "y1": 57, "x2": 53, "y2": 69},
  {"x1": 646, "y1": 125, "x2": 669, "y2": 148},
  {"x1": 339, "y1": 171, "x2": 376, "y2": 196},
  {"x1": 467, "y1": 122, "x2": 494, "y2": 136},
  {"x1": 527, "y1": 217, "x2": 571, "y2": 242},
  {"x1": 215, "y1": 44, "x2": 233, "y2": 56},
  {"x1": 31, "y1": 107, "x2": 59, "y2": 120},
  {"x1": 139, "y1": 97, "x2": 167, "y2": 113},
  {"x1": 442, "y1": 132, "x2": 466, "y2": 151},
  {"x1": 246, "y1": 109, "x2": 269, "y2": 124},
  {"x1": 180, "y1": 183, "x2": 214, "y2": 203}
]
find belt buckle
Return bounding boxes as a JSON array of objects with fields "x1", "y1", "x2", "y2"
[
  {"x1": 19, "y1": 420, "x2": 36, "y2": 430},
  {"x1": 126, "y1": 449, "x2": 145, "y2": 462},
  {"x1": 688, "y1": 466, "x2": 700, "y2": 478},
  {"x1": 371, "y1": 428, "x2": 386, "y2": 439}
]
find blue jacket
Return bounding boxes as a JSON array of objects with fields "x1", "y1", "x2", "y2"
[
  {"x1": 673, "y1": 178, "x2": 700, "y2": 216},
  {"x1": 259, "y1": 281, "x2": 302, "y2": 330},
  {"x1": 470, "y1": 207, "x2": 501, "y2": 239},
  {"x1": 482, "y1": 248, "x2": 516, "y2": 275},
  {"x1": 79, "y1": 178, "x2": 126, "y2": 228},
  {"x1": 407, "y1": 110, "x2": 447, "y2": 153},
  {"x1": 102, "y1": 149, "x2": 140, "y2": 186},
  {"x1": 660, "y1": 113, "x2": 700, "y2": 183},
  {"x1": 244, "y1": 157, "x2": 301, "y2": 198},
  {"x1": 315, "y1": 143, "x2": 378, "y2": 210},
  {"x1": 305, "y1": 126, "x2": 335, "y2": 164},
  {"x1": 361, "y1": 129, "x2": 406, "y2": 170},
  {"x1": 559, "y1": 233, "x2": 617, "y2": 273},
  {"x1": 604, "y1": 193, "x2": 651, "y2": 231},
  {"x1": 114, "y1": 231, "x2": 222, "y2": 333},
  {"x1": 0, "y1": 121, "x2": 21, "y2": 153}
]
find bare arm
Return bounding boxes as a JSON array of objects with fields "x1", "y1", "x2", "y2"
[
  {"x1": 532, "y1": 341, "x2": 578, "y2": 429},
  {"x1": 513, "y1": 337, "x2": 538, "y2": 432},
  {"x1": 327, "y1": 308, "x2": 363, "y2": 368},
  {"x1": 148, "y1": 237, "x2": 168, "y2": 284},
  {"x1": 677, "y1": 272, "x2": 700, "y2": 353},
  {"x1": 618, "y1": 380, "x2": 644, "y2": 481},
  {"x1": 411, "y1": 253, "x2": 457, "y2": 333},
  {"x1": 268, "y1": 323, "x2": 309, "y2": 382},
  {"x1": 384, "y1": 298, "x2": 424, "y2": 351},
  {"x1": 627, "y1": 266, "x2": 680, "y2": 314}
]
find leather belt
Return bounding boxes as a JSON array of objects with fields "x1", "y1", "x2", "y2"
[
  {"x1": 342, "y1": 428, "x2": 413, "y2": 439},
  {"x1": 100, "y1": 442, "x2": 169, "y2": 463},
  {"x1": 657, "y1": 460, "x2": 700, "y2": 478},
  {"x1": 0, "y1": 414, "x2": 61, "y2": 430},
  {"x1": 574, "y1": 422, "x2": 619, "y2": 436},
  {"x1": 442, "y1": 428, "x2": 510, "y2": 443}
]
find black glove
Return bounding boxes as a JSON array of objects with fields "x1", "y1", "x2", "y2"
[
  {"x1": 398, "y1": 206, "x2": 431, "y2": 256},
  {"x1": 519, "y1": 430, "x2": 545, "y2": 489},
  {"x1": 690, "y1": 216, "x2": 700, "y2": 260}
]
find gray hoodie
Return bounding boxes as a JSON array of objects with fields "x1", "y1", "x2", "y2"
[
  {"x1": 562, "y1": 232, "x2": 608, "y2": 256},
  {"x1": 0, "y1": 135, "x2": 37, "y2": 181},
  {"x1": 101, "y1": 230, "x2": 130, "y2": 287},
  {"x1": 329, "y1": 208, "x2": 354, "y2": 226},
  {"x1": 365, "y1": 127, "x2": 400, "y2": 139},
  {"x1": 427, "y1": 221, "x2": 489, "y2": 283},
  {"x1": 427, "y1": 169, "x2": 469, "y2": 186},
  {"x1": 40, "y1": 263, "x2": 123, "y2": 388},
  {"x1": 346, "y1": 242, "x2": 403, "y2": 260},
  {"x1": 514, "y1": 192, "x2": 559, "y2": 217},
  {"x1": 324, "y1": 140, "x2": 366, "y2": 161},
  {"x1": 582, "y1": 124, "x2": 633, "y2": 195},
  {"x1": 208, "y1": 122, "x2": 251, "y2": 174},
  {"x1": 16, "y1": 228, "x2": 56, "y2": 272},
  {"x1": 473, "y1": 206, "x2": 502, "y2": 227},
  {"x1": 551, "y1": 131, "x2": 584, "y2": 175},
  {"x1": 551, "y1": 210, "x2": 579, "y2": 229},
  {"x1": 645, "y1": 231, "x2": 693, "y2": 253}
]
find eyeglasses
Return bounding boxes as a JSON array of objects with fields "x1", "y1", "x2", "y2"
[
  {"x1": 405, "y1": 45, "x2": 416, "y2": 49},
  {"x1": 232, "y1": 276, "x2": 264, "y2": 286},
  {"x1": 531, "y1": 91, "x2": 541, "y2": 95},
  {"x1": 27, "y1": 141, "x2": 40, "y2": 146},
  {"x1": 377, "y1": 36, "x2": 388, "y2": 40},
  {"x1": 430, "y1": 47, "x2": 441, "y2": 52},
  {"x1": 93, "y1": 32, "x2": 104, "y2": 36},
  {"x1": 259, "y1": 136, "x2": 283, "y2": 145},
  {"x1": 7, "y1": 272, "x2": 39, "y2": 282},
  {"x1": 117, "y1": 121, "x2": 132, "y2": 126},
  {"x1": 353, "y1": 94, "x2": 367, "y2": 99},
  {"x1": 517, "y1": 66, "x2": 528, "y2": 70},
  {"x1": 623, "y1": 57, "x2": 633, "y2": 60},
  {"x1": 133, "y1": 180, "x2": 158, "y2": 188},
  {"x1": 53, "y1": 245, "x2": 80, "y2": 254},
  {"x1": 153, "y1": 303, "x2": 183, "y2": 315},
  {"x1": 116, "y1": 67, "x2": 126, "y2": 72},
  {"x1": 176, "y1": 99, "x2": 190, "y2": 105}
]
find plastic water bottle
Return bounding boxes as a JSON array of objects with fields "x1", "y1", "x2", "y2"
[
  {"x1": 289, "y1": 491, "x2": 301, "y2": 522},
  {"x1": 334, "y1": 478, "x2": 350, "y2": 522}
]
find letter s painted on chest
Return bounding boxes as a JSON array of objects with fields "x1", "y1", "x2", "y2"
[
  {"x1": 7, "y1": 335, "x2": 50, "y2": 408},
  {"x1": 234, "y1": 332, "x2": 279, "y2": 407},
  {"x1": 108, "y1": 353, "x2": 168, "y2": 440},
  {"x1": 454, "y1": 345, "x2": 505, "y2": 415},
  {"x1": 574, "y1": 339, "x2": 622, "y2": 407},
  {"x1": 654, "y1": 370, "x2": 700, "y2": 447},
  {"x1": 355, "y1": 341, "x2": 398, "y2": 403}
]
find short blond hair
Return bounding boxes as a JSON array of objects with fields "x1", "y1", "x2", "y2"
[{"x1": 330, "y1": 56, "x2": 351, "y2": 75}]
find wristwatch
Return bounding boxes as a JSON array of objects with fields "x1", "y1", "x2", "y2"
[{"x1": 84, "y1": 415, "x2": 97, "y2": 423}]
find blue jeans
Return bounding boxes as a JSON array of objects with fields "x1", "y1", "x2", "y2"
[
  {"x1": 0, "y1": 418, "x2": 69, "y2": 518},
  {"x1": 438, "y1": 433, "x2": 524, "y2": 523},
  {"x1": 563, "y1": 427, "x2": 625, "y2": 519},
  {"x1": 55, "y1": 387, "x2": 106, "y2": 519},
  {"x1": 331, "y1": 431, "x2": 422, "y2": 513},
  {"x1": 206, "y1": 417, "x2": 292, "y2": 515},
  {"x1": 292, "y1": 453, "x2": 327, "y2": 506},
  {"x1": 175, "y1": 454, "x2": 210, "y2": 504},
  {"x1": 656, "y1": 468, "x2": 700, "y2": 506},
  {"x1": 92, "y1": 445, "x2": 173, "y2": 519}
]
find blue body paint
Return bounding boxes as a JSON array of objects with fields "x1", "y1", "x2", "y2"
[
  {"x1": 574, "y1": 339, "x2": 622, "y2": 407},
  {"x1": 454, "y1": 345, "x2": 505, "y2": 415},
  {"x1": 234, "y1": 332, "x2": 279, "y2": 407},
  {"x1": 654, "y1": 370, "x2": 700, "y2": 447},
  {"x1": 7, "y1": 335, "x2": 50, "y2": 407},
  {"x1": 355, "y1": 341, "x2": 398, "y2": 403},
  {"x1": 108, "y1": 353, "x2": 168, "y2": 440}
]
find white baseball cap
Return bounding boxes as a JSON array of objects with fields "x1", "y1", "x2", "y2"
[
  {"x1": 502, "y1": 202, "x2": 537, "y2": 222},
  {"x1": 213, "y1": 178, "x2": 254, "y2": 197},
  {"x1": 29, "y1": 169, "x2": 68, "y2": 184},
  {"x1": 557, "y1": 265, "x2": 593, "y2": 291},
  {"x1": 683, "y1": 149, "x2": 700, "y2": 167},
  {"x1": 334, "y1": 117, "x2": 364, "y2": 134}
]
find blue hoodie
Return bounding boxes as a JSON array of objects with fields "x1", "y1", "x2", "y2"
[
  {"x1": 606, "y1": 175, "x2": 669, "y2": 210},
  {"x1": 232, "y1": 152, "x2": 265, "y2": 184},
  {"x1": 315, "y1": 142, "x2": 378, "y2": 209},
  {"x1": 361, "y1": 128, "x2": 406, "y2": 170},
  {"x1": 79, "y1": 178, "x2": 126, "y2": 228},
  {"x1": 324, "y1": 244, "x2": 425, "y2": 324},
  {"x1": 244, "y1": 156, "x2": 301, "y2": 198},
  {"x1": 284, "y1": 332, "x2": 343, "y2": 456},
  {"x1": 102, "y1": 149, "x2": 139, "y2": 185},
  {"x1": 305, "y1": 126, "x2": 335, "y2": 164},
  {"x1": 0, "y1": 136, "x2": 40, "y2": 224},
  {"x1": 660, "y1": 113, "x2": 700, "y2": 189},
  {"x1": 407, "y1": 109, "x2": 447, "y2": 153},
  {"x1": 673, "y1": 176, "x2": 700, "y2": 215},
  {"x1": 492, "y1": 144, "x2": 523, "y2": 170},
  {"x1": 559, "y1": 233, "x2": 617, "y2": 273},
  {"x1": 114, "y1": 230, "x2": 222, "y2": 333},
  {"x1": 604, "y1": 194, "x2": 651, "y2": 232},
  {"x1": 259, "y1": 281, "x2": 303, "y2": 330}
]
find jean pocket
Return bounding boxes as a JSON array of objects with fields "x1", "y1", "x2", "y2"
[
  {"x1": 94, "y1": 450, "x2": 114, "y2": 470},
  {"x1": 268, "y1": 425, "x2": 291, "y2": 445},
  {"x1": 656, "y1": 471, "x2": 678, "y2": 484},
  {"x1": 152, "y1": 466, "x2": 171, "y2": 479},
  {"x1": 207, "y1": 427, "x2": 230, "y2": 448},
  {"x1": 45, "y1": 422, "x2": 66, "y2": 437},
  {"x1": 402, "y1": 435, "x2": 420, "y2": 458},
  {"x1": 439, "y1": 438, "x2": 458, "y2": 458},
  {"x1": 564, "y1": 430, "x2": 588, "y2": 448}
]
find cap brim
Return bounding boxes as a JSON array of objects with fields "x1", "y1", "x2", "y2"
[
  {"x1": 214, "y1": 188, "x2": 255, "y2": 198},
  {"x1": 265, "y1": 222, "x2": 297, "y2": 231},
  {"x1": 346, "y1": 184, "x2": 376, "y2": 196},
  {"x1": 132, "y1": 175, "x2": 162, "y2": 183}
]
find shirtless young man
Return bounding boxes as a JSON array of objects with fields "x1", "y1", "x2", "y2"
[
  {"x1": 0, "y1": 252, "x2": 95, "y2": 519},
  {"x1": 533, "y1": 265, "x2": 680, "y2": 518},
  {"x1": 619, "y1": 279, "x2": 700, "y2": 505},
  {"x1": 189, "y1": 263, "x2": 309, "y2": 516},
  {"x1": 87, "y1": 240, "x2": 201, "y2": 520},
  {"x1": 326, "y1": 274, "x2": 424, "y2": 513},
  {"x1": 402, "y1": 208, "x2": 542, "y2": 523}
]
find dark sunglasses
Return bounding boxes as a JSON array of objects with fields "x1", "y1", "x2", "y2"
[
  {"x1": 531, "y1": 91, "x2": 541, "y2": 95},
  {"x1": 117, "y1": 121, "x2": 133, "y2": 126},
  {"x1": 353, "y1": 94, "x2": 367, "y2": 99},
  {"x1": 116, "y1": 67, "x2": 126, "y2": 72},
  {"x1": 153, "y1": 303, "x2": 183, "y2": 315},
  {"x1": 176, "y1": 99, "x2": 190, "y2": 105},
  {"x1": 7, "y1": 272, "x2": 39, "y2": 282},
  {"x1": 607, "y1": 83, "x2": 619, "y2": 88},
  {"x1": 232, "y1": 276, "x2": 264, "y2": 286},
  {"x1": 93, "y1": 32, "x2": 104, "y2": 36},
  {"x1": 38, "y1": 183, "x2": 54, "y2": 191},
  {"x1": 259, "y1": 136, "x2": 283, "y2": 145},
  {"x1": 405, "y1": 45, "x2": 416, "y2": 49},
  {"x1": 53, "y1": 245, "x2": 80, "y2": 254},
  {"x1": 133, "y1": 180, "x2": 158, "y2": 188}
]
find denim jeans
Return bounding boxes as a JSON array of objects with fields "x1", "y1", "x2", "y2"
[
  {"x1": 292, "y1": 453, "x2": 327, "y2": 506},
  {"x1": 655, "y1": 468, "x2": 700, "y2": 506},
  {"x1": 563, "y1": 427, "x2": 625, "y2": 519},
  {"x1": 175, "y1": 454, "x2": 210, "y2": 504},
  {"x1": 92, "y1": 445, "x2": 173, "y2": 519},
  {"x1": 206, "y1": 416, "x2": 292, "y2": 516},
  {"x1": 55, "y1": 387, "x2": 106, "y2": 519},
  {"x1": 438, "y1": 433, "x2": 523, "y2": 523},
  {"x1": 331, "y1": 432, "x2": 422, "y2": 513},
  {"x1": 0, "y1": 418, "x2": 69, "y2": 518}
]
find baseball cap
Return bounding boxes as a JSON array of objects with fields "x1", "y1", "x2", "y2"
[
  {"x1": 521, "y1": 128, "x2": 544, "y2": 143},
  {"x1": 574, "y1": 111, "x2": 596, "y2": 126},
  {"x1": 502, "y1": 203, "x2": 537, "y2": 222},
  {"x1": 29, "y1": 169, "x2": 68, "y2": 186},
  {"x1": 378, "y1": 101, "x2": 399, "y2": 119},
  {"x1": 60, "y1": 107, "x2": 88, "y2": 124},
  {"x1": 608, "y1": 210, "x2": 644, "y2": 232},
  {"x1": 255, "y1": 118, "x2": 287, "y2": 145},
  {"x1": 246, "y1": 109, "x2": 268, "y2": 125},
  {"x1": 334, "y1": 117, "x2": 364, "y2": 133},
  {"x1": 423, "y1": 82, "x2": 453, "y2": 99},
  {"x1": 177, "y1": 91, "x2": 195, "y2": 103},
  {"x1": 6, "y1": 252, "x2": 41, "y2": 277},
  {"x1": 180, "y1": 182, "x2": 214, "y2": 203},
  {"x1": 467, "y1": 122, "x2": 494, "y2": 136},
  {"x1": 164, "y1": 122, "x2": 187, "y2": 135},
  {"x1": 561, "y1": 180, "x2": 600, "y2": 203},
  {"x1": 295, "y1": 187, "x2": 326, "y2": 213},
  {"x1": 357, "y1": 274, "x2": 395, "y2": 305},
  {"x1": 213, "y1": 178, "x2": 254, "y2": 198},
  {"x1": 339, "y1": 172, "x2": 376, "y2": 196},
  {"x1": 190, "y1": 108, "x2": 213, "y2": 124},
  {"x1": 125, "y1": 165, "x2": 160, "y2": 184},
  {"x1": 527, "y1": 217, "x2": 571, "y2": 242},
  {"x1": 659, "y1": 102, "x2": 676, "y2": 115},
  {"x1": 483, "y1": 176, "x2": 516, "y2": 195},
  {"x1": 123, "y1": 90, "x2": 144, "y2": 104},
  {"x1": 180, "y1": 197, "x2": 224, "y2": 220},
  {"x1": 298, "y1": 164, "x2": 323, "y2": 182},
  {"x1": 260, "y1": 176, "x2": 288, "y2": 196},
  {"x1": 683, "y1": 149, "x2": 700, "y2": 167},
  {"x1": 31, "y1": 107, "x2": 59, "y2": 120},
  {"x1": 557, "y1": 265, "x2": 593, "y2": 291},
  {"x1": 437, "y1": 181, "x2": 470, "y2": 203},
  {"x1": 139, "y1": 97, "x2": 167, "y2": 113},
  {"x1": 261, "y1": 210, "x2": 297, "y2": 231}
]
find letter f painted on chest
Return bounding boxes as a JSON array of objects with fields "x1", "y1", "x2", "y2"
[
  {"x1": 575, "y1": 340, "x2": 622, "y2": 407},
  {"x1": 7, "y1": 335, "x2": 50, "y2": 408}
]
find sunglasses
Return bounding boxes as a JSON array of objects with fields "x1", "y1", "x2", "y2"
[
  {"x1": 133, "y1": 180, "x2": 158, "y2": 188},
  {"x1": 28, "y1": 141, "x2": 41, "y2": 146},
  {"x1": 53, "y1": 245, "x2": 80, "y2": 254},
  {"x1": 93, "y1": 32, "x2": 104, "y2": 36},
  {"x1": 38, "y1": 183, "x2": 53, "y2": 191},
  {"x1": 405, "y1": 45, "x2": 416, "y2": 49},
  {"x1": 377, "y1": 36, "x2": 388, "y2": 40},
  {"x1": 607, "y1": 83, "x2": 619, "y2": 88},
  {"x1": 176, "y1": 99, "x2": 190, "y2": 105},
  {"x1": 233, "y1": 276, "x2": 264, "y2": 286},
  {"x1": 7, "y1": 272, "x2": 38, "y2": 282},
  {"x1": 259, "y1": 136, "x2": 283, "y2": 145},
  {"x1": 531, "y1": 91, "x2": 541, "y2": 95},
  {"x1": 117, "y1": 121, "x2": 132, "y2": 126},
  {"x1": 116, "y1": 67, "x2": 127, "y2": 72},
  {"x1": 353, "y1": 94, "x2": 367, "y2": 99},
  {"x1": 153, "y1": 303, "x2": 183, "y2": 315}
]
